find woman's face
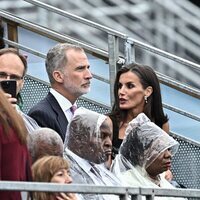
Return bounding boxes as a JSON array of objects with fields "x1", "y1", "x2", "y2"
[
  {"x1": 118, "y1": 71, "x2": 146, "y2": 112},
  {"x1": 50, "y1": 168, "x2": 72, "y2": 184},
  {"x1": 146, "y1": 149, "x2": 172, "y2": 177}
]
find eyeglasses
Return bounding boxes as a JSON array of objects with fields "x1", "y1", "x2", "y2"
[{"x1": 0, "y1": 72, "x2": 24, "y2": 81}]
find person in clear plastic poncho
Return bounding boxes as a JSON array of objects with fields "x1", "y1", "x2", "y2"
[
  {"x1": 111, "y1": 113, "x2": 187, "y2": 200},
  {"x1": 63, "y1": 107, "x2": 121, "y2": 200}
]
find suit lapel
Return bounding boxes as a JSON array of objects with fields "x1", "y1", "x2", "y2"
[{"x1": 46, "y1": 92, "x2": 68, "y2": 140}]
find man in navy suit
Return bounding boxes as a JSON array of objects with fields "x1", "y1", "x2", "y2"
[{"x1": 28, "y1": 43, "x2": 93, "y2": 141}]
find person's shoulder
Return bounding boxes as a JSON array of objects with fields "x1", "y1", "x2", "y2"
[
  {"x1": 162, "y1": 121, "x2": 169, "y2": 133},
  {"x1": 28, "y1": 93, "x2": 54, "y2": 112},
  {"x1": 28, "y1": 102, "x2": 54, "y2": 118}
]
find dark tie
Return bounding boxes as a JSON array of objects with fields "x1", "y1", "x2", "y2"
[
  {"x1": 90, "y1": 163, "x2": 102, "y2": 178},
  {"x1": 70, "y1": 105, "x2": 77, "y2": 115}
]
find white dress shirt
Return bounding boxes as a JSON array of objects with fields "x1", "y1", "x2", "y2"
[{"x1": 50, "y1": 88, "x2": 77, "y2": 122}]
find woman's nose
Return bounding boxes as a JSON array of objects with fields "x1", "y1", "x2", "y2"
[
  {"x1": 64, "y1": 174, "x2": 72, "y2": 184},
  {"x1": 165, "y1": 149, "x2": 172, "y2": 158},
  {"x1": 119, "y1": 86, "x2": 126, "y2": 95}
]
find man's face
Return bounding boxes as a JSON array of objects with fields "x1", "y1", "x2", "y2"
[
  {"x1": 100, "y1": 117, "x2": 113, "y2": 159},
  {"x1": 74, "y1": 117, "x2": 112, "y2": 164},
  {"x1": 59, "y1": 49, "x2": 92, "y2": 102},
  {"x1": 89, "y1": 117, "x2": 112, "y2": 164},
  {"x1": 0, "y1": 53, "x2": 24, "y2": 94}
]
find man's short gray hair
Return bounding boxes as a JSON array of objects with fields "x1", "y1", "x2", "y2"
[
  {"x1": 28, "y1": 127, "x2": 64, "y2": 163},
  {"x1": 45, "y1": 43, "x2": 84, "y2": 84}
]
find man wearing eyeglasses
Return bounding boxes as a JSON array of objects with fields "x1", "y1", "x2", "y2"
[
  {"x1": 0, "y1": 48, "x2": 40, "y2": 132},
  {"x1": 0, "y1": 48, "x2": 26, "y2": 107}
]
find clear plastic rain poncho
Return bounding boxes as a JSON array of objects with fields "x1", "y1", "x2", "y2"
[
  {"x1": 64, "y1": 107, "x2": 108, "y2": 164},
  {"x1": 21, "y1": 112, "x2": 40, "y2": 133},
  {"x1": 111, "y1": 113, "x2": 186, "y2": 200},
  {"x1": 17, "y1": 109, "x2": 40, "y2": 133},
  {"x1": 64, "y1": 107, "x2": 120, "y2": 200}
]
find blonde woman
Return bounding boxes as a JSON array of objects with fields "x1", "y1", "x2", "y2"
[{"x1": 32, "y1": 156, "x2": 78, "y2": 200}]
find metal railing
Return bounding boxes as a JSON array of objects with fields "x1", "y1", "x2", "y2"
[
  {"x1": 0, "y1": 3, "x2": 200, "y2": 191},
  {"x1": 1, "y1": 181, "x2": 200, "y2": 199},
  {"x1": 0, "y1": 9, "x2": 199, "y2": 124},
  {"x1": 4, "y1": 37, "x2": 200, "y2": 123},
  {"x1": 21, "y1": 0, "x2": 200, "y2": 102},
  {"x1": 20, "y1": 75, "x2": 200, "y2": 189}
]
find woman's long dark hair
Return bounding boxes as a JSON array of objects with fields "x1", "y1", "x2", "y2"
[{"x1": 109, "y1": 63, "x2": 168, "y2": 128}]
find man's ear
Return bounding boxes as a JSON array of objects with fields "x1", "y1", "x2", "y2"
[
  {"x1": 145, "y1": 86, "x2": 153, "y2": 97},
  {"x1": 53, "y1": 70, "x2": 64, "y2": 83}
]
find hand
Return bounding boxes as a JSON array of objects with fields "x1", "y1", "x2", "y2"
[
  {"x1": 55, "y1": 192, "x2": 78, "y2": 200},
  {"x1": 3, "y1": 93, "x2": 17, "y2": 108},
  {"x1": 165, "y1": 169, "x2": 173, "y2": 181}
]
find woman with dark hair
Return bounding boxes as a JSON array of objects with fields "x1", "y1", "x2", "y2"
[
  {"x1": 0, "y1": 89, "x2": 32, "y2": 200},
  {"x1": 108, "y1": 63, "x2": 169, "y2": 158}
]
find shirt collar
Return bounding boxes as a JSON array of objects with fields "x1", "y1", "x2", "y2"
[
  {"x1": 50, "y1": 88, "x2": 77, "y2": 113},
  {"x1": 65, "y1": 148, "x2": 92, "y2": 174}
]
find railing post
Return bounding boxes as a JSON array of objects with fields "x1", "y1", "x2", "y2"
[
  {"x1": 125, "y1": 39, "x2": 135, "y2": 64},
  {"x1": 119, "y1": 193, "x2": 129, "y2": 200},
  {"x1": 108, "y1": 34, "x2": 119, "y2": 107},
  {"x1": 146, "y1": 195, "x2": 154, "y2": 200},
  {"x1": 140, "y1": 188, "x2": 155, "y2": 200},
  {"x1": 6, "y1": 20, "x2": 18, "y2": 48},
  {"x1": 131, "y1": 194, "x2": 143, "y2": 200}
]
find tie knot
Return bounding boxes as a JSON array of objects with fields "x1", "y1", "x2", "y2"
[
  {"x1": 70, "y1": 105, "x2": 77, "y2": 115},
  {"x1": 90, "y1": 166, "x2": 101, "y2": 177}
]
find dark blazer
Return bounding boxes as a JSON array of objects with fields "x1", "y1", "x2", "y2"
[{"x1": 28, "y1": 92, "x2": 68, "y2": 141}]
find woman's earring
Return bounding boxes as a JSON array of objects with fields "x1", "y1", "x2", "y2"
[{"x1": 144, "y1": 96, "x2": 148, "y2": 104}]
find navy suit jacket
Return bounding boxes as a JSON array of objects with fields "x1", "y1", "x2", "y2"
[{"x1": 28, "y1": 92, "x2": 68, "y2": 141}]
